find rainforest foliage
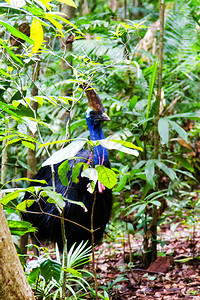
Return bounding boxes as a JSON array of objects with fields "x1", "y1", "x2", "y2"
[{"x1": 0, "y1": 0, "x2": 200, "y2": 299}]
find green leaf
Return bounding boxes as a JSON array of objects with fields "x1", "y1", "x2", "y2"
[
  {"x1": 44, "y1": 13, "x2": 77, "y2": 29},
  {"x1": 0, "y1": 39, "x2": 23, "y2": 65},
  {"x1": 8, "y1": 220, "x2": 37, "y2": 236},
  {"x1": 45, "y1": 14, "x2": 63, "y2": 37},
  {"x1": 146, "y1": 60, "x2": 158, "y2": 119},
  {"x1": 145, "y1": 160, "x2": 155, "y2": 187},
  {"x1": 174, "y1": 169, "x2": 196, "y2": 180},
  {"x1": 173, "y1": 155, "x2": 194, "y2": 172},
  {"x1": 64, "y1": 267, "x2": 82, "y2": 277},
  {"x1": 155, "y1": 161, "x2": 176, "y2": 181},
  {"x1": 99, "y1": 139, "x2": 139, "y2": 156},
  {"x1": 174, "y1": 257, "x2": 193, "y2": 263},
  {"x1": 27, "y1": 267, "x2": 40, "y2": 284},
  {"x1": 4, "y1": 177, "x2": 47, "y2": 186},
  {"x1": 56, "y1": 0, "x2": 77, "y2": 8},
  {"x1": 41, "y1": 190, "x2": 65, "y2": 209},
  {"x1": 0, "y1": 100, "x2": 23, "y2": 120},
  {"x1": 158, "y1": 118, "x2": 169, "y2": 144},
  {"x1": 58, "y1": 160, "x2": 70, "y2": 186},
  {"x1": 40, "y1": 259, "x2": 61, "y2": 283},
  {"x1": 17, "y1": 200, "x2": 35, "y2": 211},
  {"x1": 1, "y1": 190, "x2": 22, "y2": 205},
  {"x1": 95, "y1": 165, "x2": 117, "y2": 189},
  {"x1": 167, "y1": 112, "x2": 200, "y2": 120},
  {"x1": 17, "y1": 159, "x2": 32, "y2": 172},
  {"x1": 7, "y1": 138, "x2": 22, "y2": 145},
  {"x1": 110, "y1": 139, "x2": 143, "y2": 151},
  {"x1": 129, "y1": 95, "x2": 138, "y2": 110},
  {"x1": 150, "y1": 200, "x2": 162, "y2": 207},
  {"x1": 67, "y1": 241, "x2": 92, "y2": 268},
  {"x1": 72, "y1": 162, "x2": 89, "y2": 183},
  {"x1": 40, "y1": 0, "x2": 51, "y2": 10},
  {"x1": 0, "y1": 20, "x2": 33, "y2": 45},
  {"x1": 22, "y1": 140, "x2": 35, "y2": 150},
  {"x1": 116, "y1": 175, "x2": 127, "y2": 192},
  {"x1": 70, "y1": 119, "x2": 86, "y2": 131},
  {"x1": 38, "y1": 139, "x2": 72, "y2": 148},
  {"x1": 137, "y1": 203, "x2": 147, "y2": 214},
  {"x1": 168, "y1": 120, "x2": 188, "y2": 142}
]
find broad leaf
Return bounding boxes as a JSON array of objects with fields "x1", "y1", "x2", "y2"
[
  {"x1": 56, "y1": 0, "x2": 77, "y2": 8},
  {"x1": 22, "y1": 140, "x2": 35, "y2": 151},
  {"x1": 72, "y1": 162, "x2": 89, "y2": 183},
  {"x1": 40, "y1": 259, "x2": 61, "y2": 283},
  {"x1": 137, "y1": 203, "x2": 147, "y2": 214},
  {"x1": 155, "y1": 161, "x2": 176, "y2": 181},
  {"x1": 0, "y1": 20, "x2": 33, "y2": 44},
  {"x1": 8, "y1": 220, "x2": 36, "y2": 236},
  {"x1": 99, "y1": 139, "x2": 139, "y2": 156},
  {"x1": 58, "y1": 160, "x2": 70, "y2": 186},
  {"x1": 158, "y1": 118, "x2": 169, "y2": 144},
  {"x1": 1, "y1": 190, "x2": 22, "y2": 205},
  {"x1": 129, "y1": 95, "x2": 138, "y2": 110},
  {"x1": 40, "y1": 0, "x2": 51, "y2": 10},
  {"x1": 168, "y1": 120, "x2": 188, "y2": 142},
  {"x1": 95, "y1": 165, "x2": 117, "y2": 189},
  {"x1": 145, "y1": 160, "x2": 155, "y2": 187},
  {"x1": 146, "y1": 60, "x2": 158, "y2": 119},
  {"x1": 45, "y1": 14, "x2": 63, "y2": 37},
  {"x1": 17, "y1": 199, "x2": 35, "y2": 211},
  {"x1": 41, "y1": 190, "x2": 65, "y2": 209},
  {"x1": 42, "y1": 139, "x2": 87, "y2": 166},
  {"x1": 173, "y1": 154, "x2": 194, "y2": 172},
  {"x1": 30, "y1": 18, "x2": 44, "y2": 54},
  {"x1": 110, "y1": 139, "x2": 143, "y2": 151},
  {"x1": 0, "y1": 40, "x2": 23, "y2": 65}
]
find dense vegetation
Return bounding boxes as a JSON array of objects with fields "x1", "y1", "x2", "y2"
[{"x1": 0, "y1": 0, "x2": 200, "y2": 299}]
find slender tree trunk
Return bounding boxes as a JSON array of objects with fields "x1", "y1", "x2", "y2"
[
  {"x1": 108, "y1": 0, "x2": 120, "y2": 12},
  {"x1": 124, "y1": 0, "x2": 127, "y2": 19},
  {"x1": 1, "y1": 139, "x2": 7, "y2": 185},
  {"x1": 27, "y1": 61, "x2": 40, "y2": 179},
  {"x1": 82, "y1": 0, "x2": 89, "y2": 14},
  {"x1": 150, "y1": 0, "x2": 165, "y2": 263},
  {"x1": 0, "y1": 204, "x2": 35, "y2": 300},
  {"x1": 20, "y1": 61, "x2": 40, "y2": 254}
]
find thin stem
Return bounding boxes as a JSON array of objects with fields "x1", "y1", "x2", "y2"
[
  {"x1": 91, "y1": 190, "x2": 98, "y2": 299},
  {"x1": 151, "y1": 0, "x2": 165, "y2": 263}
]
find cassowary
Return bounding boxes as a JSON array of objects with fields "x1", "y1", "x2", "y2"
[{"x1": 23, "y1": 86, "x2": 112, "y2": 252}]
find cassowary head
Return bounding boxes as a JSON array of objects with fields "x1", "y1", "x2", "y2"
[{"x1": 81, "y1": 83, "x2": 110, "y2": 124}]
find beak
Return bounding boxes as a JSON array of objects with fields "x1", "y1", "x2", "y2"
[{"x1": 94, "y1": 112, "x2": 110, "y2": 122}]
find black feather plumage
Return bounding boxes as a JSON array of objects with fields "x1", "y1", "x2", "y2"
[{"x1": 22, "y1": 97, "x2": 112, "y2": 251}]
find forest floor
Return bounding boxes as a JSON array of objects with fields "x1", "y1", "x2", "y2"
[{"x1": 92, "y1": 222, "x2": 200, "y2": 300}]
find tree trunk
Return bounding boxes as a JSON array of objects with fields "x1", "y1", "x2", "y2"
[
  {"x1": 27, "y1": 61, "x2": 40, "y2": 179},
  {"x1": 108, "y1": 0, "x2": 121, "y2": 12},
  {"x1": 60, "y1": 3, "x2": 75, "y2": 76},
  {"x1": 0, "y1": 204, "x2": 35, "y2": 300},
  {"x1": 150, "y1": 0, "x2": 165, "y2": 263},
  {"x1": 1, "y1": 139, "x2": 7, "y2": 185},
  {"x1": 20, "y1": 61, "x2": 40, "y2": 254}
]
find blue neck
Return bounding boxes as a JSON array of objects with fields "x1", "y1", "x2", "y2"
[{"x1": 86, "y1": 119, "x2": 109, "y2": 165}]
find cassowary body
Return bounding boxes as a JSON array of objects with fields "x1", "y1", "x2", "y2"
[{"x1": 23, "y1": 100, "x2": 112, "y2": 251}]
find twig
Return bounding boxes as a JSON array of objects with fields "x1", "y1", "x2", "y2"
[
  {"x1": 132, "y1": 268, "x2": 165, "y2": 276},
  {"x1": 128, "y1": 265, "x2": 139, "y2": 283}
]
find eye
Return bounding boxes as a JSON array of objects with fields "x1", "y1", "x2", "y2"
[{"x1": 90, "y1": 111, "x2": 95, "y2": 117}]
